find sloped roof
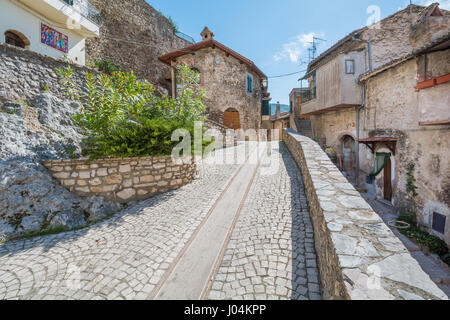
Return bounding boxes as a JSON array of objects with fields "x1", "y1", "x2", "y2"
[
  {"x1": 159, "y1": 39, "x2": 267, "y2": 80},
  {"x1": 359, "y1": 31, "x2": 450, "y2": 81},
  {"x1": 307, "y1": 4, "x2": 436, "y2": 72}
]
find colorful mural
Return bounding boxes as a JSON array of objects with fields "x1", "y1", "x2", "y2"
[{"x1": 40, "y1": 23, "x2": 68, "y2": 53}]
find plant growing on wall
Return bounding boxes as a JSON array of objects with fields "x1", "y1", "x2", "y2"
[
  {"x1": 406, "y1": 162, "x2": 418, "y2": 198},
  {"x1": 57, "y1": 64, "x2": 208, "y2": 158},
  {"x1": 94, "y1": 59, "x2": 119, "y2": 76},
  {"x1": 55, "y1": 66, "x2": 78, "y2": 100}
]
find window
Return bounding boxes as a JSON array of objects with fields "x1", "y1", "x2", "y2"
[
  {"x1": 432, "y1": 212, "x2": 446, "y2": 234},
  {"x1": 5, "y1": 31, "x2": 28, "y2": 49},
  {"x1": 191, "y1": 68, "x2": 201, "y2": 84},
  {"x1": 345, "y1": 60, "x2": 355, "y2": 74},
  {"x1": 246, "y1": 73, "x2": 253, "y2": 94}
]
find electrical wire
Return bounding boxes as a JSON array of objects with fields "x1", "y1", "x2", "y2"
[{"x1": 268, "y1": 70, "x2": 307, "y2": 79}]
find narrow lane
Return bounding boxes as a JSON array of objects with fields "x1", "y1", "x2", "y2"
[
  {"x1": 207, "y1": 142, "x2": 321, "y2": 300},
  {"x1": 0, "y1": 142, "x2": 320, "y2": 300}
]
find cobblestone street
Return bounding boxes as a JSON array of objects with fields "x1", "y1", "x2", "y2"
[
  {"x1": 207, "y1": 143, "x2": 321, "y2": 300},
  {"x1": 0, "y1": 142, "x2": 320, "y2": 300}
]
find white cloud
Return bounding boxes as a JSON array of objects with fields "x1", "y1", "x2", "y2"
[
  {"x1": 274, "y1": 32, "x2": 323, "y2": 63},
  {"x1": 414, "y1": 0, "x2": 450, "y2": 10}
]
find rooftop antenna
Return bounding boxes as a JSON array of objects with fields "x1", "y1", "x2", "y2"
[{"x1": 308, "y1": 36, "x2": 326, "y2": 61}]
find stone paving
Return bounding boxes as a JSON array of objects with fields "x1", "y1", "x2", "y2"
[
  {"x1": 207, "y1": 142, "x2": 321, "y2": 300},
  {"x1": 0, "y1": 146, "x2": 244, "y2": 300},
  {"x1": 0, "y1": 142, "x2": 320, "y2": 300}
]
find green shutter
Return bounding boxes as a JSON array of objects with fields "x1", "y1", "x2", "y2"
[
  {"x1": 247, "y1": 75, "x2": 252, "y2": 93},
  {"x1": 262, "y1": 100, "x2": 270, "y2": 116}
]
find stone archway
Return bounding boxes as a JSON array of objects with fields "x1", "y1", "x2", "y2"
[
  {"x1": 5, "y1": 30, "x2": 30, "y2": 49},
  {"x1": 223, "y1": 108, "x2": 240, "y2": 130},
  {"x1": 340, "y1": 135, "x2": 356, "y2": 179}
]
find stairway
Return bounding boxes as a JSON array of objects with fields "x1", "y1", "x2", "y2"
[
  {"x1": 293, "y1": 105, "x2": 313, "y2": 139},
  {"x1": 297, "y1": 120, "x2": 313, "y2": 139}
]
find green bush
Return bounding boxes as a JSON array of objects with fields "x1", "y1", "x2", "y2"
[
  {"x1": 94, "y1": 59, "x2": 119, "y2": 75},
  {"x1": 398, "y1": 213, "x2": 449, "y2": 265},
  {"x1": 58, "y1": 64, "x2": 208, "y2": 159}
]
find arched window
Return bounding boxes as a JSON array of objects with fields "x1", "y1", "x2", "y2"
[{"x1": 4, "y1": 30, "x2": 30, "y2": 49}]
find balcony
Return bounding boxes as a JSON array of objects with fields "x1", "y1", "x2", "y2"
[
  {"x1": 300, "y1": 87, "x2": 316, "y2": 104},
  {"x1": 300, "y1": 51, "x2": 365, "y2": 116},
  {"x1": 17, "y1": 0, "x2": 100, "y2": 37},
  {"x1": 62, "y1": 0, "x2": 101, "y2": 26}
]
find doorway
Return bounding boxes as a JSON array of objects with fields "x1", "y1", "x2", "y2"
[
  {"x1": 223, "y1": 108, "x2": 240, "y2": 130},
  {"x1": 384, "y1": 157, "x2": 392, "y2": 201}
]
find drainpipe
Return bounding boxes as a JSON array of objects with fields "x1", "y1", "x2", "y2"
[
  {"x1": 355, "y1": 85, "x2": 365, "y2": 186},
  {"x1": 352, "y1": 34, "x2": 372, "y2": 186}
]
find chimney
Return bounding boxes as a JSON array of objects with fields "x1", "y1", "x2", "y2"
[
  {"x1": 200, "y1": 27, "x2": 215, "y2": 41},
  {"x1": 276, "y1": 102, "x2": 281, "y2": 118}
]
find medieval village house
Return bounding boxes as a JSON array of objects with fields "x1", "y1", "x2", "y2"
[
  {"x1": 159, "y1": 27, "x2": 269, "y2": 131},
  {"x1": 297, "y1": 3, "x2": 450, "y2": 245}
]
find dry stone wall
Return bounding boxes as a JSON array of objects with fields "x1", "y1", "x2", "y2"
[
  {"x1": 283, "y1": 129, "x2": 447, "y2": 300},
  {"x1": 42, "y1": 157, "x2": 196, "y2": 203},
  {"x1": 0, "y1": 44, "x2": 93, "y2": 103}
]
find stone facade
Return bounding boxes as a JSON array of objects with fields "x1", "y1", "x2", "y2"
[
  {"x1": 86, "y1": 0, "x2": 190, "y2": 89},
  {"x1": 174, "y1": 47, "x2": 263, "y2": 131},
  {"x1": 42, "y1": 156, "x2": 196, "y2": 203},
  {"x1": 0, "y1": 44, "x2": 93, "y2": 103},
  {"x1": 360, "y1": 48, "x2": 450, "y2": 245},
  {"x1": 283, "y1": 129, "x2": 447, "y2": 300}
]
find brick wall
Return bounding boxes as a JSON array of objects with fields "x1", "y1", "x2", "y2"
[{"x1": 42, "y1": 156, "x2": 196, "y2": 203}]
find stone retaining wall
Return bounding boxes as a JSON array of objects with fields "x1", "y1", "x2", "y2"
[
  {"x1": 0, "y1": 44, "x2": 93, "y2": 103},
  {"x1": 283, "y1": 129, "x2": 447, "y2": 300},
  {"x1": 42, "y1": 156, "x2": 196, "y2": 203}
]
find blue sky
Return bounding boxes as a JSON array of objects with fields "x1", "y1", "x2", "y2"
[{"x1": 148, "y1": 0, "x2": 449, "y2": 104}]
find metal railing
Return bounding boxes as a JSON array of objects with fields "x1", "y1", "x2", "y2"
[
  {"x1": 62, "y1": 0, "x2": 101, "y2": 26},
  {"x1": 175, "y1": 31, "x2": 195, "y2": 44},
  {"x1": 301, "y1": 87, "x2": 316, "y2": 103}
]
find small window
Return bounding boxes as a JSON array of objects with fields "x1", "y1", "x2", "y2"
[
  {"x1": 432, "y1": 212, "x2": 446, "y2": 234},
  {"x1": 345, "y1": 60, "x2": 355, "y2": 74},
  {"x1": 246, "y1": 73, "x2": 253, "y2": 94},
  {"x1": 191, "y1": 68, "x2": 201, "y2": 84},
  {"x1": 5, "y1": 31, "x2": 28, "y2": 49}
]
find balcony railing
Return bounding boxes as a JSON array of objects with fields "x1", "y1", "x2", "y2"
[
  {"x1": 62, "y1": 0, "x2": 101, "y2": 25},
  {"x1": 301, "y1": 87, "x2": 316, "y2": 103}
]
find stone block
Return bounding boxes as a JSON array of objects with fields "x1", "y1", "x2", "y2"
[
  {"x1": 117, "y1": 188, "x2": 136, "y2": 200},
  {"x1": 79, "y1": 171, "x2": 91, "y2": 179},
  {"x1": 119, "y1": 164, "x2": 131, "y2": 173},
  {"x1": 53, "y1": 172, "x2": 70, "y2": 179}
]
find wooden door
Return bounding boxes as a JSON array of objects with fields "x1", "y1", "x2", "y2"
[
  {"x1": 384, "y1": 158, "x2": 392, "y2": 201},
  {"x1": 223, "y1": 110, "x2": 240, "y2": 130}
]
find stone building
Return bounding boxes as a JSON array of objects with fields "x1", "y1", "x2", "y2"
[
  {"x1": 85, "y1": 0, "x2": 191, "y2": 90},
  {"x1": 0, "y1": 0, "x2": 100, "y2": 65},
  {"x1": 270, "y1": 103, "x2": 290, "y2": 139},
  {"x1": 299, "y1": 3, "x2": 448, "y2": 177},
  {"x1": 159, "y1": 27, "x2": 268, "y2": 131},
  {"x1": 297, "y1": 3, "x2": 450, "y2": 244},
  {"x1": 289, "y1": 88, "x2": 310, "y2": 121},
  {"x1": 359, "y1": 32, "x2": 450, "y2": 245}
]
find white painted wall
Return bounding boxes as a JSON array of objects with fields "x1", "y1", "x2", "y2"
[{"x1": 0, "y1": 0, "x2": 87, "y2": 65}]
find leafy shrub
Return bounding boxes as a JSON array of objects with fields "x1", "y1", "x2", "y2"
[
  {"x1": 55, "y1": 66, "x2": 78, "y2": 100},
  {"x1": 58, "y1": 64, "x2": 208, "y2": 159},
  {"x1": 94, "y1": 59, "x2": 119, "y2": 75},
  {"x1": 398, "y1": 212, "x2": 449, "y2": 265}
]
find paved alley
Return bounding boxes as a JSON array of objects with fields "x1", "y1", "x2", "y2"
[{"x1": 0, "y1": 142, "x2": 321, "y2": 300}]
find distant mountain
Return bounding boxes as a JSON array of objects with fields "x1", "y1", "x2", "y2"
[{"x1": 270, "y1": 104, "x2": 290, "y2": 115}]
